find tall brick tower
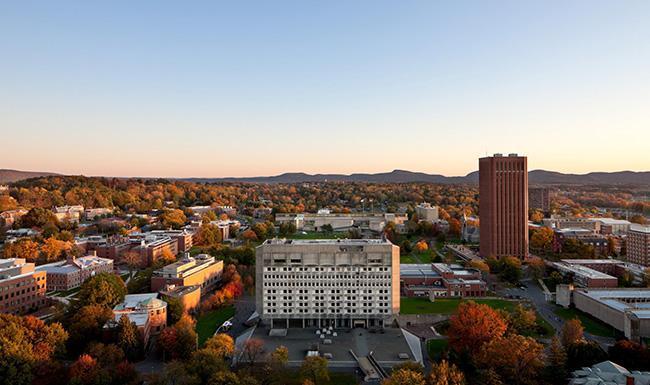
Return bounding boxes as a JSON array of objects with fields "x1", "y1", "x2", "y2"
[{"x1": 479, "y1": 153, "x2": 529, "y2": 259}]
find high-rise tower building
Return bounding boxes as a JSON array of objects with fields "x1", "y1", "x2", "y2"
[{"x1": 479, "y1": 153, "x2": 529, "y2": 259}]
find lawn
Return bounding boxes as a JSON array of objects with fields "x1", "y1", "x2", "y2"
[
  {"x1": 400, "y1": 250, "x2": 440, "y2": 264},
  {"x1": 400, "y1": 297, "x2": 517, "y2": 314},
  {"x1": 553, "y1": 306, "x2": 617, "y2": 338},
  {"x1": 427, "y1": 339, "x2": 449, "y2": 360},
  {"x1": 196, "y1": 305, "x2": 236, "y2": 346},
  {"x1": 400, "y1": 254, "x2": 420, "y2": 263}
]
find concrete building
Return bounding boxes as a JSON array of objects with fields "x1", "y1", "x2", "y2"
[
  {"x1": 130, "y1": 234, "x2": 178, "y2": 266},
  {"x1": 400, "y1": 263, "x2": 486, "y2": 297},
  {"x1": 529, "y1": 187, "x2": 551, "y2": 213},
  {"x1": 569, "y1": 360, "x2": 650, "y2": 385},
  {"x1": 479, "y1": 154, "x2": 529, "y2": 259},
  {"x1": 415, "y1": 203, "x2": 439, "y2": 222},
  {"x1": 150, "y1": 253, "x2": 224, "y2": 293},
  {"x1": 84, "y1": 207, "x2": 113, "y2": 220},
  {"x1": 0, "y1": 208, "x2": 28, "y2": 228},
  {"x1": 552, "y1": 228, "x2": 609, "y2": 256},
  {"x1": 53, "y1": 205, "x2": 84, "y2": 223},
  {"x1": 255, "y1": 238, "x2": 400, "y2": 329},
  {"x1": 36, "y1": 254, "x2": 114, "y2": 291},
  {"x1": 159, "y1": 284, "x2": 201, "y2": 313},
  {"x1": 0, "y1": 258, "x2": 47, "y2": 314},
  {"x1": 275, "y1": 212, "x2": 408, "y2": 234},
  {"x1": 149, "y1": 229, "x2": 195, "y2": 252},
  {"x1": 543, "y1": 217, "x2": 600, "y2": 232},
  {"x1": 461, "y1": 215, "x2": 480, "y2": 244},
  {"x1": 109, "y1": 293, "x2": 167, "y2": 345},
  {"x1": 557, "y1": 287, "x2": 650, "y2": 341},
  {"x1": 551, "y1": 261, "x2": 618, "y2": 288},
  {"x1": 627, "y1": 224, "x2": 650, "y2": 266},
  {"x1": 591, "y1": 218, "x2": 631, "y2": 235}
]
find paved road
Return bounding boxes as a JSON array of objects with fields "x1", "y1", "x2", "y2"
[{"x1": 509, "y1": 279, "x2": 615, "y2": 349}]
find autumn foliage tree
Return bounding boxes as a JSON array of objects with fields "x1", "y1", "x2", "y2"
[
  {"x1": 68, "y1": 354, "x2": 99, "y2": 385},
  {"x1": 427, "y1": 360, "x2": 466, "y2": 385},
  {"x1": 448, "y1": 301, "x2": 507, "y2": 355},
  {"x1": 474, "y1": 334, "x2": 545, "y2": 385}
]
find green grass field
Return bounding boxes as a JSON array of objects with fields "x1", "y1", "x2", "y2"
[
  {"x1": 554, "y1": 306, "x2": 617, "y2": 338},
  {"x1": 427, "y1": 339, "x2": 449, "y2": 360},
  {"x1": 400, "y1": 297, "x2": 517, "y2": 314},
  {"x1": 196, "y1": 306, "x2": 236, "y2": 346}
]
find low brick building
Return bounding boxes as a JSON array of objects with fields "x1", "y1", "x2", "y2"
[
  {"x1": 107, "y1": 293, "x2": 167, "y2": 346},
  {"x1": 400, "y1": 263, "x2": 487, "y2": 297},
  {"x1": 37, "y1": 253, "x2": 114, "y2": 291},
  {"x1": 151, "y1": 253, "x2": 223, "y2": 294},
  {"x1": 0, "y1": 258, "x2": 47, "y2": 315}
]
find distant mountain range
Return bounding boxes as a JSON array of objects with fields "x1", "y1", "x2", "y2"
[
  {"x1": 182, "y1": 169, "x2": 650, "y2": 185},
  {"x1": 2, "y1": 168, "x2": 650, "y2": 185},
  {"x1": 0, "y1": 169, "x2": 60, "y2": 184}
]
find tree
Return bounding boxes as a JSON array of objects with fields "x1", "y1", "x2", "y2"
[
  {"x1": 68, "y1": 354, "x2": 99, "y2": 385},
  {"x1": 474, "y1": 334, "x2": 545, "y2": 385},
  {"x1": 498, "y1": 256, "x2": 522, "y2": 283},
  {"x1": 195, "y1": 224, "x2": 223, "y2": 247},
  {"x1": 186, "y1": 348, "x2": 228, "y2": 383},
  {"x1": 158, "y1": 327, "x2": 179, "y2": 361},
  {"x1": 122, "y1": 250, "x2": 142, "y2": 274},
  {"x1": 241, "y1": 229, "x2": 258, "y2": 242},
  {"x1": 382, "y1": 368, "x2": 425, "y2": 385},
  {"x1": 566, "y1": 341, "x2": 607, "y2": 369},
  {"x1": 19, "y1": 207, "x2": 58, "y2": 228},
  {"x1": 160, "y1": 209, "x2": 187, "y2": 229},
  {"x1": 0, "y1": 195, "x2": 17, "y2": 211},
  {"x1": 67, "y1": 305, "x2": 114, "y2": 354},
  {"x1": 509, "y1": 304, "x2": 537, "y2": 335},
  {"x1": 469, "y1": 260, "x2": 490, "y2": 274},
  {"x1": 241, "y1": 338, "x2": 264, "y2": 365},
  {"x1": 278, "y1": 222, "x2": 297, "y2": 236},
  {"x1": 203, "y1": 334, "x2": 235, "y2": 359},
  {"x1": 174, "y1": 315, "x2": 198, "y2": 358},
  {"x1": 427, "y1": 360, "x2": 466, "y2": 385},
  {"x1": 77, "y1": 273, "x2": 127, "y2": 308},
  {"x1": 40, "y1": 237, "x2": 72, "y2": 262},
  {"x1": 530, "y1": 227, "x2": 554, "y2": 252},
  {"x1": 160, "y1": 247, "x2": 177, "y2": 264},
  {"x1": 117, "y1": 315, "x2": 142, "y2": 361},
  {"x1": 300, "y1": 356, "x2": 330, "y2": 385},
  {"x1": 544, "y1": 336, "x2": 568, "y2": 385},
  {"x1": 1, "y1": 238, "x2": 40, "y2": 262},
  {"x1": 414, "y1": 240, "x2": 429, "y2": 252},
  {"x1": 527, "y1": 256, "x2": 546, "y2": 279},
  {"x1": 448, "y1": 301, "x2": 507, "y2": 355},
  {"x1": 608, "y1": 339, "x2": 650, "y2": 371},
  {"x1": 0, "y1": 314, "x2": 68, "y2": 385},
  {"x1": 269, "y1": 345, "x2": 289, "y2": 369},
  {"x1": 561, "y1": 318, "x2": 584, "y2": 348}
]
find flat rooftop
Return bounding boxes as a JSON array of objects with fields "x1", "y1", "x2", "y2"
[
  {"x1": 554, "y1": 263, "x2": 616, "y2": 280},
  {"x1": 578, "y1": 289, "x2": 650, "y2": 319},
  {"x1": 246, "y1": 326, "x2": 419, "y2": 367},
  {"x1": 630, "y1": 224, "x2": 650, "y2": 234},
  {"x1": 263, "y1": 238, "x2": 392, "y2": 246},
  {"x1": 400, "y1": 264, "x2": 440, "y2": 277}
]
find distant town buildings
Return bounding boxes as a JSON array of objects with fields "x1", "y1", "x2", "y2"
[
  {"x1": 53, "y1": 205, "x2": 84, "y2": 223},
  {"x1": 0, "y1": 208, "x2": 27, "y2": 228},
  {"x1": 36, "y1": 253, "x2": 114, "y2": 291},
  {"x1": 479, "y1": 154, "x2": 529, "y2": 259},
  {"x1": 149, "y1": 229, "x2": 195, "y2": 252},
  {"x1": 0, "y1": 258, "x2": 47, "y2": 314},
  {"x1": 255, "y1": 238, "x2": 400, "y2": 328},
  {"x1": 275, "y1": 211, "x2": 408, "y2": 234},
  {"x1": 108, "y1": 293, "x2": 167, "y2": 345},
  {"x1": 84, "y1": 207, "x2": 113, "y2": 220},
  {"x1": 552, "y1": 228, "x2": 610, "y2": 256},
  {"x1": 415, "y1": 203, "x2": 439, "y2": 222},
  {"x1": 400, "y1": 263, "x2": 486, "y2": 297},
  {"x1": 626, "y1": 224, "x2": 650, "y2": 266},
  {"x1": 542, "y1": 216, "x2": 631, "y2": 235},
  {"x1": 528, "y1": 187, "x2": 551, "y2": 213},
  {"x1": 150, "y1": 253, "x2": 224, "y2": 293}
]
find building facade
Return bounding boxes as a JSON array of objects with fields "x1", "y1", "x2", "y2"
[
  {"x1": 255, "y1": 239, "x2": 400, "y2": 329},
  {"x1": 37, "y1": 254, "x2": 114, "y2": 291},
  {"x1": 0, "y1": 258, "x2": 47, "y2": 314},
  {"x1": 627, "y1": 225, "x2": 650, "y2": 266},
  {"x1": 109, "y1": 293, "x2": 167, "y2": 346},
  {"x1": 400, "y1": 263, "x2": 486, "y2": 297},
  {"x1": 528, "y1": 187, "x2": 551, "y2": 213},
  {"x1": 275, "y1": 212, "x2": 408, "y2": 234},
  {"x1": 150, "y1": 253, "x2": 224, "y2": 293},
  {"x1": 479, "y1": 154, "x2": 529, "y2": 259},
  {"x1": 415, "y1": 203, "x2": 439, "y2": 222}
]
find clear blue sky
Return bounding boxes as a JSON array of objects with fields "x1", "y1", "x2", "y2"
[{"x1": 1, "y1": 1, "x2": 649, "y2": 177}]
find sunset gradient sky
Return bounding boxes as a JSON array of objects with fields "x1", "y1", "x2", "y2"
[{"x1": 1, "y1": 1, "x2": 649, "y2": 178}]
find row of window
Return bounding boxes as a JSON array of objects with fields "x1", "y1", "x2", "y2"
[
  {"x1": 265, "y1": 266, "x2": 390, "y2": 272},
  {"x1": 264, "y1": 308, "x2": 390, "y2": 314},
  {"x1": 264, "y1": 289, "x2": 390, "y2": 294}
]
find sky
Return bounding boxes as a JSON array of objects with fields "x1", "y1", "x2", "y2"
[{"x1": 1, "y1": 1, "x2": 649, "y2": 178}]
